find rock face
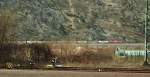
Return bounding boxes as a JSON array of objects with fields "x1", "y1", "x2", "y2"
[{"x1": 0, "y1": 0, "x2": 148, "y2": 42}]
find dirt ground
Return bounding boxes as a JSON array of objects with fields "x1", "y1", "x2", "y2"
[{"x1": 0, "y1": 69, "x2": 150, "y2": 77}]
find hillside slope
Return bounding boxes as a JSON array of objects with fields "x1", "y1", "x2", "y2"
[{"x1": 0, "y1": 0, "x2": 148, "y2": 42}]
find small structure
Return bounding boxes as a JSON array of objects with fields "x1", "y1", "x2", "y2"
[{"x1": 115, "y1": 48, "x2": 150, "y2": 57}]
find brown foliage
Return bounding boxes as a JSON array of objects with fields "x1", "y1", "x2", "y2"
[{"x1": 0, "y1": 9, "x2": 17, "y2": 43}]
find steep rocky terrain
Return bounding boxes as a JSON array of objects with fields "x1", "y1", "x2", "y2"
[{"x1": 0, "y1": 0, "x2": 149, "y2": 42}]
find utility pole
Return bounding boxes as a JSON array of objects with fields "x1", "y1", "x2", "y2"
[{"x1": 144, "y1": 0, "x2": 149, "y2": 65}]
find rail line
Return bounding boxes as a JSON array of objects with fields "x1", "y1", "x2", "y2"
[
  {"x1": 11, "y1": 67, "x2": 150, "y2": 73},
  {"x1": 51, "y1": 67, "x2": 150, "y2": 73}
]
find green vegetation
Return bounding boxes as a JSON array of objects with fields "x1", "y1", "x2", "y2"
[{"x1": 0, "y1": 0, "x2": 148, "y2": 42}]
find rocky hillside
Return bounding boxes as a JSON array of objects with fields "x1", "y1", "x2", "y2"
[{"x1": 0, "y1": 0, "x2": 149, "y2": 42}]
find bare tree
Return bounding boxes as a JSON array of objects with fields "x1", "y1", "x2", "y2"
[{"x1": 0, "y1": 9, "x2": 17, "y2": 43}]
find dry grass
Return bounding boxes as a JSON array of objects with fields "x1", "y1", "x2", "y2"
[{"x1": 0, "y1": 42, "x2": 147, "y2": 68}]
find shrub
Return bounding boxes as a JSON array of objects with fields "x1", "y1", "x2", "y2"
[{"x1": 5, "y1": 62, "x2": 14, "y2": 69}]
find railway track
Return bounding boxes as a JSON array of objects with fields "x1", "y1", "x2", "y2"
[
  {"x1": 2, "y1": 65, "x2": 150, "y2": 73},
  {"x1": 43, "y1": 67, "x2": 150, "y2": 73}
]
